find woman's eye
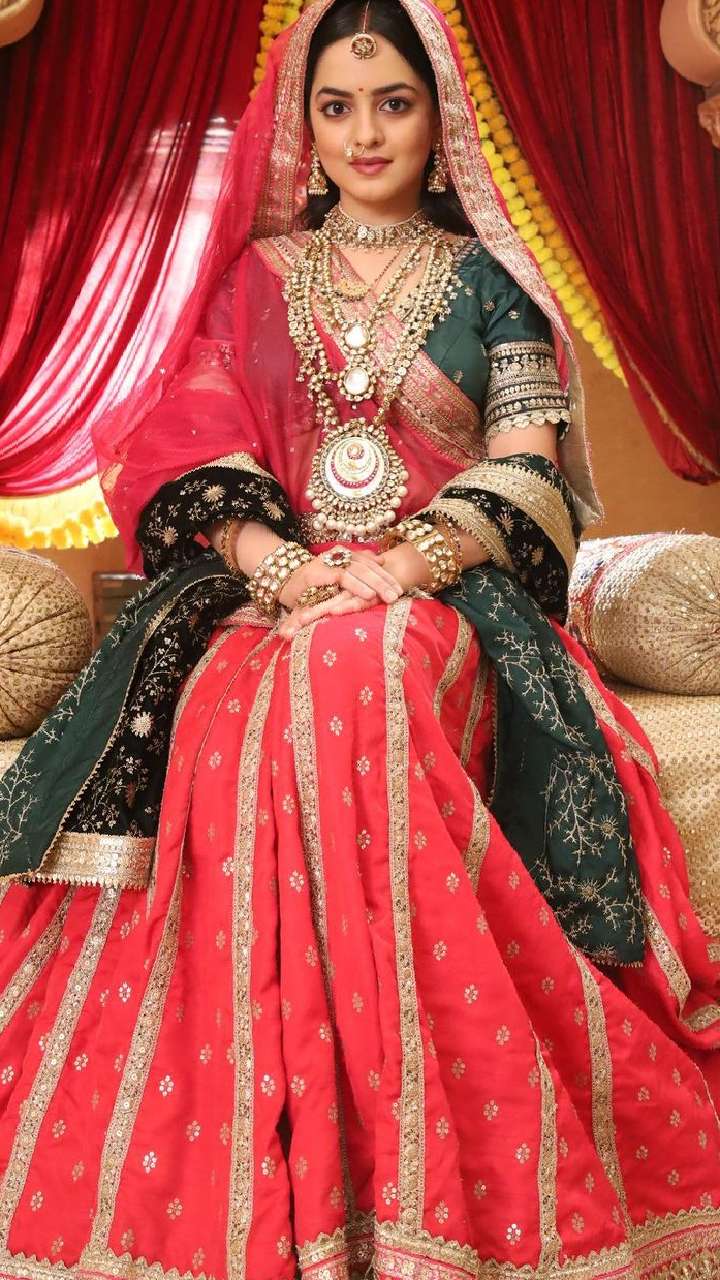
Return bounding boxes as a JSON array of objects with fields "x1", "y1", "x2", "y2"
[
  {"x1": 322, "y1": 102, "x2": 349, "y2": 117},
  {"x1": 382, "y1": 97, "x2": 410, "y2": 112}
]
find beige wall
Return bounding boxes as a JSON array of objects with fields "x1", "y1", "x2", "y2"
[
  {"x1": 576, "y1": 338, "x2": 720, "y2": 540},
  {"x1": 39, "y1": 338, "x2": 720, "y2": 618}
]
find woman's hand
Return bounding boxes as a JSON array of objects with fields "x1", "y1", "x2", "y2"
[
  {"x1": 277, "y1": 586, "x2": 380, "y2": 638},
  {"x1": 276, "y1": 542, "x2": 432, "y2": 639},
  {"x1": 277, "y1": 547, "x2": 403, "y2": 612}
]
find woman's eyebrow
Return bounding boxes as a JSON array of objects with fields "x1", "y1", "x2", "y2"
[{"x1": 315, "y1": 82, "x2": 417, "y2": 99}]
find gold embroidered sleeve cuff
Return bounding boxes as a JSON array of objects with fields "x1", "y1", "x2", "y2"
[{"x1": 484, "y1": 341, "x2": 571, "y2": 441}]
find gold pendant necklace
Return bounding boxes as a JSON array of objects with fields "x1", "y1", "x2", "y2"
[
  {"x1": 286, "y1": 217, "x2": 456, "y2": 539},
  {"x1": 331, "y1": 243, "x2": 406, "y2": 302},
  {"x1": 317, "y1": 238, "x2": 423, "y2": 407}
]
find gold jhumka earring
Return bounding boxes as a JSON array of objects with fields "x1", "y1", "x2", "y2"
[
  {"x1": 427, "y1": 142, "x2": 449, "y2": 193},
  {"x1": 350, "y1": 1, "x2": 376, "y2": 58},
  {"x1": 308, "y1": 142, "x2": 329, "y2": 196}
]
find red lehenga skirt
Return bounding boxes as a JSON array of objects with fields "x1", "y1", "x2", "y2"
[{"x1": 0, "y1": 596, "x2": 718, "y2": 1280}]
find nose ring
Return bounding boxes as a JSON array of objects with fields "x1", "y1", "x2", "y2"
[{"x1": 344, "y1": 142, "x2": 366, "y2": 159}]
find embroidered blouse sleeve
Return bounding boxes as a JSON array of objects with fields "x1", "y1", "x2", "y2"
[{"x1": 478, "y1": 257, "x2": 571, "y2": 443}]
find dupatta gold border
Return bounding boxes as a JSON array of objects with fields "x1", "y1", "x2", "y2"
[
  {"x1": 431, "y1": 459, "x2": 578, "y2": 574},
  {"x1": 28, "y1": 832, "x2": 153, "y2": 890}
]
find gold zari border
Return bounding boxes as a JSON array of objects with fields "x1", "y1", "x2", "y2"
[
  {"x1": 290, "y1": 624, "x2": 358, "y2": 1220},
  {"x1": 28, "y1": 831, "x2": 154, "y2": 891},
  {"x1": 433, "y1": 614, "x2": 473, "y2": 718},
  {"x1": 485, "y1": 341, "x2": 571, "y2": 441},
  {"x1": 3, "y1": 1210, "x2": 720, "y2": 1280},
  {"x1": 383, "y1": 599, "x2": 425, "y2": 1230},
  {"x1": 463, "y1": 784, "x2": 490, "y2": 893},
  {"x1": 183, "y1": 450, "x2": 274, "y2": 483},
  {"x1": 575, "y1": 951, "x2": 629, "y2": 1222},
  {"x1": 644, "y1": 901, "x2": 720, "y2": 1034},
  {"x1": 441, "y1": 460, "x2": 577, "y2": 575},
  {"x1": 0, "y1": 892, "x2": 119, "y2": 1249}
]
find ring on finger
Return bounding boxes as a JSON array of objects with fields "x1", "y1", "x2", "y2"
[
  {"x1": 295, "y1": 584, "x2": 341, "y2": 609},
  {"x1": 321, "y1": 547, "x2": 353, "y2": 569}
]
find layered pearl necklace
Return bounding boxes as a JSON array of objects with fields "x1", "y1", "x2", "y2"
[{"x1": 286, "y1": 205, "x2": 455, "y2": 539}]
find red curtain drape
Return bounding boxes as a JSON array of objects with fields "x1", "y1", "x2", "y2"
[
  {"x1": 0, "y1": 0, "x2": 260, "y2": 497},
  {"x1": 468, "y1": 0, "x2": 720, "y2": 482}
]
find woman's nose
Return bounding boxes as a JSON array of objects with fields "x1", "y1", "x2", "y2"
[{"x1": 352, "y1": 106, "x2": 383, "y2": 149}]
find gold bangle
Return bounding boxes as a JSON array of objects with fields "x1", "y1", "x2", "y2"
[
  {"x1": 383, "y1": 517, "x2": 462, "y2": 593},
  {"x1": 248, "y1": 541, "x2": 313, "y2": 617},
  {"x1": 218, "y1": 519, "x2": 241, "y2": 573}
]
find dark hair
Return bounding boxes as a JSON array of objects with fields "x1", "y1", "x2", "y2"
[{"x1": 301, "y1": 0, "x2": 475, "y2": 235}]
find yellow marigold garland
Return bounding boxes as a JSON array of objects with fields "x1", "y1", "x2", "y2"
[
  {"x1": 0, "y1": 476, "x2": 117, "y2": 551},
  {"x1": 253, "y1": 0, "x2": 624, "y2": 382}
]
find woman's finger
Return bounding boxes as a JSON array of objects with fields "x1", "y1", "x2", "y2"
[
  {"x1": 341, "y1": 562, "x2": 400, "y2": 603},
  {"x1": 278, "y1": 588, "x2": 377, "y2": 637},
  {"x1": 350, "y1": 560, "x2": 403, "y2": 600},
  {"x1": 277, "y1": 590, "x2": 351, "y2": 637}
]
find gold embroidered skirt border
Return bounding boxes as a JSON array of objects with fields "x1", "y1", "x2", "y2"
[
  {"x1": 1, "y1": 1209, "x2": 720, "y2": 1280},
  {"x1": 27, "y1": 832, "x2": 154, "y2": 891}
]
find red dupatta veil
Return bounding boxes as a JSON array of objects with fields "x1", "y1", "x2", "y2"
[{"x1": 94, "y1": 0, "x2": 602, "y2": 571}]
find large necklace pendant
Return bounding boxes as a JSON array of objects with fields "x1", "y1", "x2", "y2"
[{"x1": 305, "y1": 418, "x2": 409, "y2": 539}]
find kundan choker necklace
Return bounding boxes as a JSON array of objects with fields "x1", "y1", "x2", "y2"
[{"x1": 324, "y1": 204, "x2": 431, "y2": 248}]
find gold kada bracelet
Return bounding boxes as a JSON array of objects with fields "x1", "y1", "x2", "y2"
[
  {"x1": 217, "y1": 519, "x2": 241, "y2": 573},
  {"x1": 248, "y1": 541, "x2": 313, "y2": 617},
  {"x1": 383, "y1": 517, "x2": 462, "y2": 593}
]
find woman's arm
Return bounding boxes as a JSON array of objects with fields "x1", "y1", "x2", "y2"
[
  {"x1": 378, "y1": 421, "x2": 558, "y2": 590},
  {"x1": 207, "y1": 517, "x2": 403, "y2": 615}
]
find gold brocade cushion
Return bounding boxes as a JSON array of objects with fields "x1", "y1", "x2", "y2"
[
  {"x1": 0, "y1": 548, "x2": 92, "y2": 739},
  {"x1": 610, "y1": 681, "x2": 720, "y2": 943},
  {"x1": 569, "y1": 533, "x2": 720, "y2": 695}
]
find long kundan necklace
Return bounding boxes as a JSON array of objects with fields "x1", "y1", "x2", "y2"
[{"x1": 286, "y1": 204, "x2": 455, "y2": 539}]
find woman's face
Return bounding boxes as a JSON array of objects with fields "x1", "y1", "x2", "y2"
[{"x1": 308, "y1": 33, "x2": 438, "y2": 217}]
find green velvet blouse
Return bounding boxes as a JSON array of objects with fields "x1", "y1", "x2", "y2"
[{"x1": 413, "y1": 239, "x2": 571, "y2": 440}]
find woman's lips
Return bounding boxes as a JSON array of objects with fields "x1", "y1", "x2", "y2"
[{"x1": 350, "y1": 159, "x2": 391, "y2": 175}]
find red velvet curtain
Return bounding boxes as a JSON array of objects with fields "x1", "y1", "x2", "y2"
[
  {"x1": 0, "y1": 0, "x2": 260, "y2": 496},
  {"x1": 468, "y1": 0, "x2": 720, "y2": 482}
]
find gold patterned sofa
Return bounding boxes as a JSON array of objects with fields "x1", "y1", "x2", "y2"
[
  {"x1": 0, "y1": 537, "x2": 718, "y2": 946},
  {"x1": 0, "y1": 548, "x2": 91, "y2": 775},
  {"x1": 568, "y1": 533, "x2": 720, "y2": 945}
]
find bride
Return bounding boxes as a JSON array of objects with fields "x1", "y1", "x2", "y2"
[{"x1": 0, "y1": 0, "x2": 719, "y2": 1276}]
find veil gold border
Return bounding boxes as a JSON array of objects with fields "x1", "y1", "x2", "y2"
[{"x1": 252, "y1": 0, "x2": 602, "y2": 527}]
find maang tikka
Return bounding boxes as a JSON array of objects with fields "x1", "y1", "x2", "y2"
[{"x1": 351, "y1": 0, "x2": 376, "y2": 58}]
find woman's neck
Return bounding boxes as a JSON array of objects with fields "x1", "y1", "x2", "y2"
[{"x1": 336, "y1": 193, "x2": 423, "y2": 228}]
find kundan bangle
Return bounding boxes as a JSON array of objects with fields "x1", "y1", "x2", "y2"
[
  {"x1": 383, "y1": 517, "x2": 462, "y2": 593},
  {"x1": 248, "y1": 541, "x2": 312, "y2": 617},
  {"x1": 434, "y1": 518, "x2": 464, "y2": 573}
]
